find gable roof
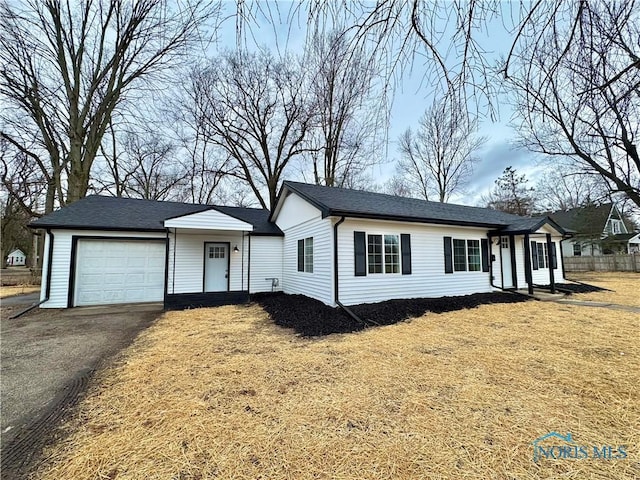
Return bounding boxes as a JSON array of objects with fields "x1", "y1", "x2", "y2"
[
  {"x1": 29, "y1": 195, "x2": 282, "y2": 235},
  {"x1": 548, "y1": 203, "x2": 614, "y2": 236},
  {"x1": 277, "y1": 181, "x2": 566, "y2": 234}
]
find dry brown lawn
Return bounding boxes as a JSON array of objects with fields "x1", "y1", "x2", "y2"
[
  {"x1": 566, "y1": 272, "x2": 640, "y2": 307},
  {"x1": 34, "y1": 298, "x2": 639, "y2": 479},
  {"x1": 0, "y1": 285, "x2": 40, "y2": 299}
]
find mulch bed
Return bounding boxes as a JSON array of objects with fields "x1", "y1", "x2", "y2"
[
  {"x1": 252, "y1": 292, "x2": 529, "y2": 337},
  {"x1": 536, "y1": 282, "x2": 607, "y2": 294}
]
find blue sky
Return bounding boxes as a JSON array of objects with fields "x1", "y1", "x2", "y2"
[{"x1": 212, "y1": 2, "x2": 544, "y2": 205}]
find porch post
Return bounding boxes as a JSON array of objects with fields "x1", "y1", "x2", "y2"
[
  {"x1": 509, "y1": 234, "x2": 517, "y2": 289},
  {"x1": 523, "y1": 233, "x2": 534, "y2": 295},
  {"x1": 546, "y1": 233, "x2": 556, "y2": 293}
]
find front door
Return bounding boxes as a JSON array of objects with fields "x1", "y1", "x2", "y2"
[
  {"x1": 204, "y1": 243, "x2": 229, "y2": 292},
  {"x1": 500, "y1": 237, "x2": 514, "y2": 288}
]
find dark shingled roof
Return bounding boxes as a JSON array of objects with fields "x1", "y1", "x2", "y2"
[
  {"x1": 548, "y1": 203, "x2": 613, "y2": 236},
  {"x1": 30, "y1": 195, "x2": 283, "y2": 235},
  {"x1": 281, "y1": 181, "x2": 565, "y2": 233}
]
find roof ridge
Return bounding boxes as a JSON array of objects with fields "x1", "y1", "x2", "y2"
[{"x1": 283, "y1": 180, "x2": 521, "y2": 216}]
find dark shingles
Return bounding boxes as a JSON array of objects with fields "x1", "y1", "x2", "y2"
[
  {"x1": 215, "y1": 206, "x2": 283, "y2": 236},
  {"x1": 548, "y1": 204, "x2": 612, "y2": 236},
  {"x1": 30, "y1": 196, "x2": 282, "y2": 235},
  {"x1": 283, "y1": 181, "x2": 525, "y2": 228}
]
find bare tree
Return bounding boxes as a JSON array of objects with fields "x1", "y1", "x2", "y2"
[
  {"x1": 0, "y1": 0, "x2": 219, "y2": 212},
  {"x1": 506, "y1": 1, "x2": 640, "y2": 208},
  {"x1": 483, "y1": 166, "x2": 536, "y2": 216},
  {"x1": 535, "y1": 163, "x2": 610, "y2": 212},
  {"x1": 169, "y1": 76, "x2": 233, "y2": 205},
  {"x1": 394, "y1": 96, "x2": 485, "y2": 202},
  {"x1": 192, "y1": 50, "x2": 312, "y2": 209},
  {"x1": 304, "y1": 30, "x2": 381, "y2": 187}
]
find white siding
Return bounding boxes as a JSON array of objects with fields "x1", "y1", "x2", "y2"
[
  {"x1": 249, "y1": 236, "x2": 284, "y2": 293},
  {"x1": 336, "y1": 219, "x2": 493, "y2": 306},
  {"x1": 514, "y1": 237, "x2": 527, "y2": 288},
  {"x1": 513, "y1": 232, "x2": 565, "y2": 288},
  {"x1": 41, "y1": 230, "x2": 166, "y2": 308},
  {"x1": 273, "y1": 192, "x2": 322, "y2": 230},
  {"x1": 164, "y1": 209, "x2": 252, "y2": 230},
  {"x1": 167, "y1": 232, "x2": 248, "y2": 294},
  {"x1": 530, "y1": 235, "x2": 565, "y2": 285},
  {"x1": 273, "y1": 192, "x2": 334, "y2": 305}
]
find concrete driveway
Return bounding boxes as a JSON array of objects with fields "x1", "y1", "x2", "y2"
[{"x1": 1, "y1": 297, "x2": 162, "y2": 475}]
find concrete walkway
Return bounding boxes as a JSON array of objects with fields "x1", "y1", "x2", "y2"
[
  {"x1": 515, "y1": 288, "x2": 640, "y2": 313},
  {"x1": 553, "y1": 298, "x2": 640, "y2": 313}
]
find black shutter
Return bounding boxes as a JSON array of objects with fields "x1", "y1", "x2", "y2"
[
  {"x1": 481, "y1": 238, "x2": 490, "y2": 272},
  {"x1": 444, "y1": 236, "x2": 453, "y2": 274},
  {"x1": 531, "y1": 241, "x2": 539, "y2": 270},
  {"x1": 297, "y1": 239, "x2": 304, "y2": 272},
  {"x1": 401, "y1": 234, "x2": 411, "y2": 275},
  {"x1": 551, "y1": 242, "x2": 558, "y2": 269},
  {"x1": 354, "y1": 231, "x2": 366, "y2": 276}
]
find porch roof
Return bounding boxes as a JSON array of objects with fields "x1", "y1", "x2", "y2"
[{"x1": 493, "y1": 216, "x2": 567, "y2": 236}]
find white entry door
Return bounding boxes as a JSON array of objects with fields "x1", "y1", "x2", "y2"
[
  {"x1": 204, "y1": 243, "x2": 228, "y2": 292},
  {"x1": 500, "y1": 237, "x2": 514, "y2": 288}
]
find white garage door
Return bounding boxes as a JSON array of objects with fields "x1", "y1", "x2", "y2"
[{"x1": 74, "y1": 239, "x2": 165, "y2": 306}]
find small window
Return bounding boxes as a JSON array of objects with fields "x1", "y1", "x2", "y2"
[
  {"x1": 451, "y1": 239, "x2": 483, "y2": 272},
  {"x1": 501, "y1": 237, "x2": 509, "y2": 249},
  {"x1": 572, "y1": 243, "x2": 582, "y2": 256},
  {"x1": 384, "y1": 235, "x2": 400, "y2": 273},
  {"x1": 612, "y1": 220, "x2": 622, "y2": 234},
  {"x1": 536, "y1": 242, "x2": 549, "y2": 269},
  {"x1": 209, "y1": 246, "x2": 225, "y2": 259},
  {"x1": 298, "y1": 237, "x2": 313, "y2": 272},
  {"x1": 453, "y1": 239, "x2": 467, "y2": 271},
  {"x1": 467, "y1": 240, "x2": 481, "y2": 272},
  {"x1": 367, "y1": 235, "x2": 383, "y2": 274}
]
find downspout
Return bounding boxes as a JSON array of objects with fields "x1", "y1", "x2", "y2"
[
  {"x1": 333, "y1": 216, "x2": 369, "y2": 325},
  {"x1": 10, "y1": 229, "x2": 54, "y2": 319},
  {"x1": 489, "y1": 234, "x2": 512, "y2": 292}
]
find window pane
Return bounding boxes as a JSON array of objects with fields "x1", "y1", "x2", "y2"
[
  {"x1": 384, "y1": 235, "x2": 399, "y2": 273},
  {"x1": 368, "y1": 235, "x2": 382, "y2": 274},
  {"x1": 537, "y1": 243, "x2": 547, "y2": 269},
  {"x1": 467, "y1": 240, "x2": 481, "y2": 271},
  {"x1": 573, "y1": 243, "x2": 581, "y2": 256},
  {"x1": 304, "y1": 237, "x2": 313, "y2": 273},
  {"x1": 453, "y1": 239, "x2": 467, "y2": 271}
]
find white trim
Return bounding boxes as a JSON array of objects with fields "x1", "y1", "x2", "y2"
[{"x1": 164, "y1": 208, "x2": 252, "y2": 231}]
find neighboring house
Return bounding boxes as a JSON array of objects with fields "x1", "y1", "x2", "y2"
[
  {"x1": 629, "y1": 233, "x2": 640, "y2": 253},
  {"x1": 549, "y1": 203, "x2": 635, "y2": 256},
  {"x1": 6, "y1": 249, "x2": 26, "y2": 266},
  {"x1": 30, "y1": 181, "x2": 567, "y2": 310}
]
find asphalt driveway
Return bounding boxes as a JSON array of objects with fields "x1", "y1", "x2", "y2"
[{"x1": 1, "y1": 297, "x2": 162, "y2": 475}]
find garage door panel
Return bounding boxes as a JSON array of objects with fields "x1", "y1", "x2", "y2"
[{"x1": 74, "y1": 239, "x2": 165, "y2": 306}]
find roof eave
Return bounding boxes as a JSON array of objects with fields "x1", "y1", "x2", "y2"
[
  {"x1": 28, "y1": 224, "x2": 166, "y2": 233},
  {"x1": 326, "y1": 210, "x2": 505, "y2": 229}
]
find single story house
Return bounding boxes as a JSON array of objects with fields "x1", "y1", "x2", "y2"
[
  {"x1": 549, "y1": 203, "x2": 636, "y2": 256},
  {"x1": 30, "y1": 181, "x2": 567, "y2": 310},
  {"x1": 6, "y1": 249, "x2": 27, "y2": 266}
]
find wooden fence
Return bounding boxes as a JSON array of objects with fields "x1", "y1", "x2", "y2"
[{"x1": 563, "y1": 254, "x2": 640, "y2": 272}]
